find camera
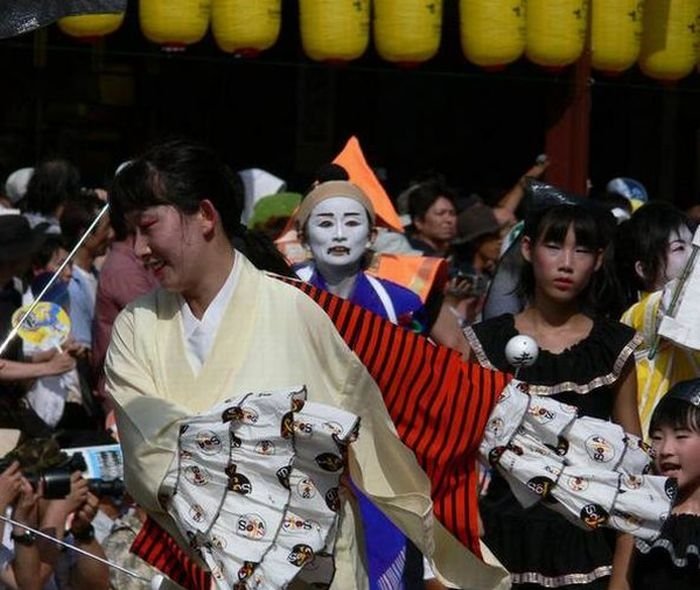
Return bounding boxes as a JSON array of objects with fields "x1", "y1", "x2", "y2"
[
  {"x1": 447, "y1": 269, "x2": 488, "y2": 298},
  {"x1": 0, "y1": 441, "x2": 125, "y2": 500}
]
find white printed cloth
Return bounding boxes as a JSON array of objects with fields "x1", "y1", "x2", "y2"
[
  {"x1": 164, "y1": 385, "x2": 359, "y2": 589},
  {"x1": 479, "y1": 380, "x2": 676, "y2": 541}
]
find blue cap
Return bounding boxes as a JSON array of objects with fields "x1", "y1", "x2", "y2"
[{"x1": 606, "y1": 177, "x2": 648, "y2": 203}]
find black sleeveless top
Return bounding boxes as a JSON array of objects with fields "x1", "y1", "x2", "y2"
[
  {"x1": 465, "y1": 313, "x2": 643, "y2": 589},
  {"x1": 634, "y1": 514, "x2": 700, "y2": 590},
  {"x1": 466, "y1": 313, "x2": 641, "y2": 420}
]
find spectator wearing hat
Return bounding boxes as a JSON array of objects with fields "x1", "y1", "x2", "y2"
[
  {"x1": 237, "y1": 168, "x2": 286, "y2": 226},
  {"x1": 454, "y1": 201, "x2": 503, "y2": 277},
  {"x1": 248, "y1": 192, "x2": 302, "y2": 241},
  {"x1": 2, "y1": 167, "x2": 33, "y2": 212},
  {"x1": 445, "y1": 202, "x2": 503, "y2": 327}
]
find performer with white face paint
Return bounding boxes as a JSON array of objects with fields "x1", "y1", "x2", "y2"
[
  {"x1": 295, "y1": 181, "x2": 433, "y2": 588},
  {"x1": 295, "y1": 181, "x2": 428, "y2": 330},
  {"x1": 617, "y1": 202, "x2": 700, "y2": 437},
  {"x1": 305, "y1": 196, "x2": 372, "y2": 296}
]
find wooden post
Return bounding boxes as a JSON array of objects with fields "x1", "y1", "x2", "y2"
[{"x1": 544, "y1": 29, "x2": 592, "y2": 195}]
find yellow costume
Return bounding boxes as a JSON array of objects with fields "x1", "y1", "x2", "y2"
[{"x1": 621, "y1": 290, "x2": 700, "y2": 438}]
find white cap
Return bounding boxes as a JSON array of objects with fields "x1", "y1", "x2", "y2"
[
  {"x1": 238, "y1": 168, "x2": 286, "y2": 224},
  {"x1": 5, "y1": 167, "x2": 34, "y2": 204}
]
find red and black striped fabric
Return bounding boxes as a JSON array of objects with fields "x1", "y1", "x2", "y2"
[
  {"x1": 132, "y1": 516, "x2": 211, "y2": 590},
  {"x1": 130, "y1": 277, "x2": 510, "y2": 588},
  {"x1": 281, "y1": 277, "x2": 510, "y2": 554}
]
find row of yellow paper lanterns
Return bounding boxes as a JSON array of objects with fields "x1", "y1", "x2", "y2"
[{"x1": 57, "y1": 0, "x2": 700, "y2": 82}]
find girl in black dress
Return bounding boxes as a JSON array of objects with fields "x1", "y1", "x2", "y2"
[
  {"x1": 465, "y1": 204, "x2": 643, "y2": 589},
  {"x1": 633, "y1": 379, "x2": 700, "y2": 589}
]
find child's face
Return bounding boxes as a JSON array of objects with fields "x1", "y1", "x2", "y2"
[
  {"x1": 522, "y1": 224, "x2": 602, "y2": 304},
  {"x1": 651, "y1": 424, "x2": 700, "y2": 493}
]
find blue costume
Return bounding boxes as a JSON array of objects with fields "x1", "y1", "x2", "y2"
[
  {"x1": 295, "y1": 262, "x2": 428, "y2": 588},
  {"x1": 295, "y1": 262, "x2": 428, "y2": 335}
]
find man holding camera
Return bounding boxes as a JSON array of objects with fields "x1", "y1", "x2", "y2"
[
  {"x1": 3, "y1": 465, "x2": 109, "y2": 590},
  {"x1": 0, "y1": 448, "x2": 109, "y2": 589}
]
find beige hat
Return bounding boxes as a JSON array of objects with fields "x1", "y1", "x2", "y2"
[{"x1": 296, "y1": 181, "x2": 375, "y2": 229}]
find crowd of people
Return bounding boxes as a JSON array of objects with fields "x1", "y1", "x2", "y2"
[{"x1": 0, "y1": 139, "x2": 697, "y2": 590}]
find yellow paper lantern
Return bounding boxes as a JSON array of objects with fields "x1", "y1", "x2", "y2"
[
  {"x1": 300, "y1": 0, "x2": 370, "y2": 63},
  {"x1": 373, "y1": 0, "x2": 442, "y2": 65},
  {"x1": 212, "y1": 0, "x2": 281, "y2": 56},
  {"x1": 640, "y1": 0, "x2": 700, "y2": 81},
  {"x1": 526, "y1": 0, "x2": 589, "y2": 69},
  {"x1": 591, "y1": 0, "x2": 643, "y2": 74},
  {"x1": 58, "y1": 13, "x2": 125, "y2": 39},
  {"x1": 460, "y1": 0, "x2": 526, "y2": 68},
  {"x1": 140, "y1": 0, "x2": 212, "y2": 49}
]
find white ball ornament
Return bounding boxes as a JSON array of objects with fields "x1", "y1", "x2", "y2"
[
  {"x1": 150, "y1": 574, "x2": 165, "y2": 590},
  {"x1": 505, "y1": 335, "x2": 539, "y2": 369}
]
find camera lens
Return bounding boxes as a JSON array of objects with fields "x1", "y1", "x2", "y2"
[
  {"x1": 40, "y1": 469, "x2": 72, "y2": 500},
  {"x1": 88, "y1": 478, "x2": 124, "y2": 498}
]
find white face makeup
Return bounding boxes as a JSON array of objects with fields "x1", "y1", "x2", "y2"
[
  {"x1": 306, "y1": 197, "x2": 371, "y2": 273},
  {"x1": 664, "y1": 225, "x2": 693, "y2": 285}
]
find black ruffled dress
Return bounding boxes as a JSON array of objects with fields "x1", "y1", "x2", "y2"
[
  {"x1": 634, "y1": 514, "x2": 700, "y2": 589},
  {"x1": 465, "y1": 314, "x2": 642, "y2": 589}
]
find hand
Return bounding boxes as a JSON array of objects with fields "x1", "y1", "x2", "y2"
[
  {"x1": 492, "y1": 206, "x2": 517, "y2": 229},
  {"x1": 51, "y1": 472, "x2": 88, "y2": 517},
  {"x1": 12, "y1": 478, "x2": 40, "y2": 527},
  {"x1": 71, "y1": 492, "x2": 99, "y2": 534},
  {"x1": 66, "y1": 343, "x2": 88, "y2": 360},
  {"x1": 43, "y1": 351, "x2": 76, "y2": 376},
  {"x1": 0, "y1": 461, "x2": 22, "y2": 512},
  {"x1": 444, "y1": 276, "x2": 476, "y2": 301},
  {"x1": 93, "y1": 188, "x2": 108, "y2": 203},
  {"x1": 524, "y1": 155, "x2": 550, "y2": 179}
]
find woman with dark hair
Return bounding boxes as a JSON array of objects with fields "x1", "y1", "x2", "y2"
[
  {"x1": 104, "y1": 138, "x2": 509, "y2": 590},
  {"x1": 463, "y1": 204, "x2": 644, "y2": 589},
  {"x1": 616, "y1": 202, "x2": 693, "y2": 308},
  {"x1": 616, "y1": 202, "x2": 700, "y2": 438}
]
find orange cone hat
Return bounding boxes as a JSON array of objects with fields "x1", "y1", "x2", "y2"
[{"x1": 333, "y1": 136, "x2": 404, "y2": 233}]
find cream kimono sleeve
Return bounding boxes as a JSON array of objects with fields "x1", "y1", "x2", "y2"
[{"x1": 104, "y1": 304, "x2": 187, "y2": 522}]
